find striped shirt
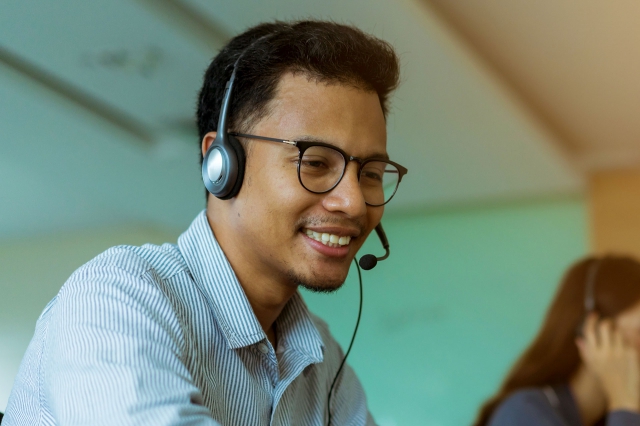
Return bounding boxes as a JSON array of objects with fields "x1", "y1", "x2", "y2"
[{"x1": 4, "y1": 211, "x2": 375, "y2": 426}]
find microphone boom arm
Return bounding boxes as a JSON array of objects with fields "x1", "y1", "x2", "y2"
[{"x1": 373, "y1": 223, "x2": 389, "y2": 261}]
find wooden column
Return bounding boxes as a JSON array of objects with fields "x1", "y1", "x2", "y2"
[{"x1": 589, "y1": 169, "x2": 640, "y2": 258}]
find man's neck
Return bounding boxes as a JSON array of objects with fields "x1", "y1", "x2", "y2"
[
  {"x1": 206, "y1": 210, "x2": 297, "y2": 342},
  {"x1": 241, "y1": 271, "x2": 296, "y2": 342}
]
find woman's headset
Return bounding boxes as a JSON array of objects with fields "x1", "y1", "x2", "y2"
[
  {"x1": 584, "y1": 259, "x2": 601, "y2": 314},
  {"x1": 576, "y1": 258, "x2": 602, "y2": 336}
]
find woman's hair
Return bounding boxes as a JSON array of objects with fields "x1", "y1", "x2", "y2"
[{"x1": 474, "y1": 255, "x2": 640, "y2": 426}]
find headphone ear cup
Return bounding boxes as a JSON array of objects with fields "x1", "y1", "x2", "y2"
[{"x1": 217, "y1": 133, "x2": 246, "y2": 200}]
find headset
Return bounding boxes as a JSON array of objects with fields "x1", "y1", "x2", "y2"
[
  {"x1": 577, "y1": 259, "x2": 602, "y2": 336},
  {"x1": 584, "y1": 259, "x2": 601, "y2": 314},
  {"x1": 201, "y1": 43, "x2": 248, "y2": 200},
  {"x1": 201, "y1": 34, "x2": 391, "y2": 269},
  {"x1": 200, "y1": 33, "x2": 391, "y2": 426}
]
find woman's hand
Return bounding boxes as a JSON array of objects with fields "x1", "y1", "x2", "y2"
[{"x1": 576, "y1": 313, "x2": 640, "y2": 412}]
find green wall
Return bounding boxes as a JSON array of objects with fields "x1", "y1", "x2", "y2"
[
  {"x1": 303, "y1": 197, "x2": 588, "y2": 425},
  {"x1": 1, "y1": 198, "x2": 587, "y2": 424}
]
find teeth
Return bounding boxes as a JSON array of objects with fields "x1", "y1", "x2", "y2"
[{"x1": 304, "y1": 229, "x2": 352, "y2": 247}]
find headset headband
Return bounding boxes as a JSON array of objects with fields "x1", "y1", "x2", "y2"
[
  {"x1": 584, "y1": 259, "x2": 601, "y2": 313},
  {"x1": 217, "y1": 30, "x2": 286, "y2": 135},
  {"x1": 202, "y1": 31, "x2": 281, "y2": 199}
]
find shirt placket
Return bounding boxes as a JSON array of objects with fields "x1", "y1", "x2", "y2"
[
  {"x1": 255, "y1": 340, "x2": 280, "y2": 389},
  {"x1": 269, "y1": 348, "x2": 320, "y2": 426}
]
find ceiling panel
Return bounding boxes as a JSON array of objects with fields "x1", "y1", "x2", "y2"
[
  {"x1": 0, "y1": 0, "x2": 583, "y2": 239},
  {"x1": 0, "y1": 0, "x2": 215, "y2": 131},
  {"x1": 427, "y1": 0, "x2": 640, "y2": 170},
  {"x1": 0, "y1": 63, "x2": 203, "y2": 239}
]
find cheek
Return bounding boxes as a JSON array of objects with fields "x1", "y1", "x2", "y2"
[
  {"x1": 620, "y1": 326, "x2": 640, "y2": 349},
  {"x1": 242, "y1": 160, "x2": 311, "y2": 227},
  {"x1": 367, "y1": 207, "x2": 384, "y2": 230},
  {"x1": 631, "y1": 331, "x2": 640, "y2": 349}
]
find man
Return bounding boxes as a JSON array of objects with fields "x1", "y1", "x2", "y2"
[{"x1": 4, "y1": 20, "x2": 406, "y2": 425}]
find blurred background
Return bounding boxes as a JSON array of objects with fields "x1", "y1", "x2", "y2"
[{"x1": 2, "y1": 0, "x2": 640, "y2": 424}]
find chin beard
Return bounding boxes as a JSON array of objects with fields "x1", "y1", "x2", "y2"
[{"x1": 285, "y1": 269, "x2": 345, "y2": 293}]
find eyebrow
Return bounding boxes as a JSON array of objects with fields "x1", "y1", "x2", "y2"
[{"x1": 294, "y1": 135, "x2": 390, "y2": 160}]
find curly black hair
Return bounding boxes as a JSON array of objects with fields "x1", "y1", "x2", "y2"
[{"x1": 196, "y1": 20, "x2": 400, "y2": 161}]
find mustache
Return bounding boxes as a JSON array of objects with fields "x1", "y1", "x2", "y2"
[{"x1": 294, "y1": 215, "x2": 366, "y2": 235}]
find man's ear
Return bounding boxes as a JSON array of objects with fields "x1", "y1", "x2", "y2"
[{"x1": 201, "y1": 132, "x2": 217, "y2": 158}]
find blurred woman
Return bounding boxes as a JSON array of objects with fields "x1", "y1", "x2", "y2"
[{"x1": 475, "y1": 256, "x2": 640, "y2": 426}]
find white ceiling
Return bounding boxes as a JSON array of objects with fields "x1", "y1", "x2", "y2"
[{"x1": 0, "y1": 0, "x2": 582, "y2": 239}]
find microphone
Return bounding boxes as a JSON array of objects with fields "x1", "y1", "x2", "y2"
[
  {"x1": 329, "y1": 223, "x2": 390, "y2": 425},
  {"x1": 359, "y1": 223, "x2": 390, "y2": 270}
]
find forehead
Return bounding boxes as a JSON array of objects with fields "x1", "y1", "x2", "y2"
[{"x1": 255, "y1": 72, "x2": 388, "y2": 157}]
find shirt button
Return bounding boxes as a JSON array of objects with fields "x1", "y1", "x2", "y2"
[{"x1": 258, "y1": 343, "x2": 269, "y2": 354}]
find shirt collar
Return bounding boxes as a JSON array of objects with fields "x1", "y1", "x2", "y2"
[
  {"x1": 277, "y1": 292, "x2": 324, "y2": 363},
  {"x1": 177, "y1": 210, "x2": 324, "y2": 360},
  {"x1": 178, "y1": 210, "x2": 264, "y2": 349}
]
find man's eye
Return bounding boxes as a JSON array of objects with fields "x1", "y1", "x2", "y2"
[
  {"x1": 361, "y1": 170, "x2": 383, "y2": 182},
  {"x1": 361, "y1": 164, "x2": 385, "y2": 182},
  {"x1": 300, "y1": 157, "x2": 329, "y2": 169}
]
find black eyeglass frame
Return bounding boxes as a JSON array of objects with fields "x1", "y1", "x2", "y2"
[{"x1": 230, "y1": 132, "x2": 408, "y2": 206}]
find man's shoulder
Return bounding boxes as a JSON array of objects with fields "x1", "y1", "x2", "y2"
[
  {"x1": 44, "y1": 242, "x2": 195, "y2": 335},
  {"x1": 78, "y1": 242, "x2": 187, "y2": 281},
  {"x1": 53, "y1": 242, "x2": 190, "y2": 308}
]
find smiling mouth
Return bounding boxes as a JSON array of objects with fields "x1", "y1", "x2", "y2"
[{"x1": 303, "y1": 229, "x2": 352, "y2": 248}]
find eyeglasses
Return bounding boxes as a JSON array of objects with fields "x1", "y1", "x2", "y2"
[{"x1": 230, "y1": 132, "x2": 408, "y2": 206}]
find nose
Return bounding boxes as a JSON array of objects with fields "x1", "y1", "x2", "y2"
[{"x1": 322, "y1": 162, "x2": 368, "y2": 218}]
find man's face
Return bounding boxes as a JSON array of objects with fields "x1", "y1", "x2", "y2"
[{"x1": 224, "y1": 73, "x2": 387, "y2": 292}]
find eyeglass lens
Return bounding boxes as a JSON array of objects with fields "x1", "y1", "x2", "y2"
[{"x1": 299, "y1": 145, "x2": 400, "y2": 206}]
